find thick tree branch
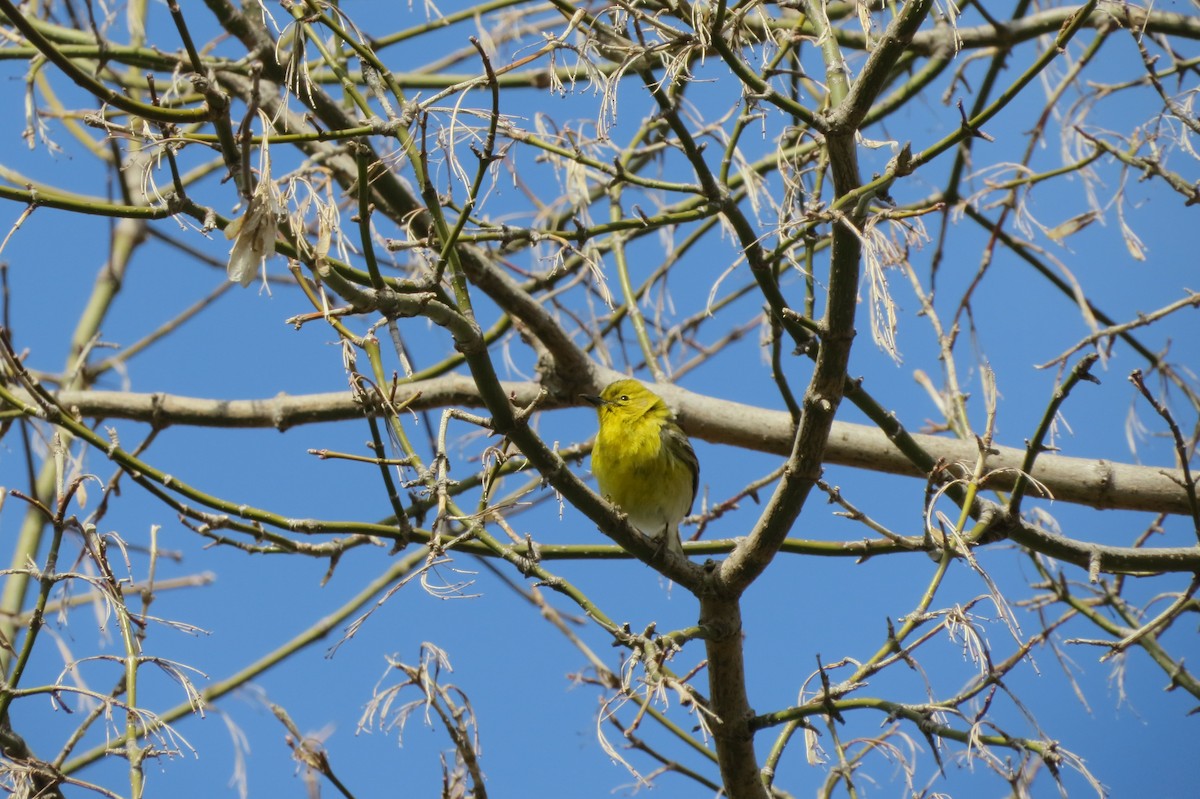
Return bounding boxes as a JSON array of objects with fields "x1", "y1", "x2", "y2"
[
  {"x1": 825, "y1": 0, "x2": 935, "y2": 133},
  {"x1": 21, "y1": 383, "x2": 1192, "y2": 518},
  {"x1": 767, "y1": 2, "x2": 1200, "y2": 56}
]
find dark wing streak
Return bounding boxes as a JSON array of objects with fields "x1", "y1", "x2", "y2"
[{"x1": 661, "y1": 422, "x2": 700, "y2": 514}]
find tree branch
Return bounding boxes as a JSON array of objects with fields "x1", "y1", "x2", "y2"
[{"x1": 17, "y1": 382, "x2": 1192, "y2": 517}]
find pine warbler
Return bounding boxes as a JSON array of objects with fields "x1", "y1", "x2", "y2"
[{"x1": 582, "y1": 379, "x2": 699, "y2": 556}]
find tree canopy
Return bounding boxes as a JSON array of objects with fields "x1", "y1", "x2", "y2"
[{"x1": 0, "y1": 2, "x2": 1198, "y2": 797}]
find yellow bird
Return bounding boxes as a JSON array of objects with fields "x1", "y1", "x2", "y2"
[{"x1": 582, "y1": 379, "x2": 699, "y2": 556}]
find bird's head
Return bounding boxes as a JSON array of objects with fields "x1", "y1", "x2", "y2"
[{"x1": 581, "y1": 379, "x2": 669, "y2": 423}]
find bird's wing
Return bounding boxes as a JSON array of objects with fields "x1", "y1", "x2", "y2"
[{"x1": 661, "y1": 423, "x2": 700, "y2": 513}]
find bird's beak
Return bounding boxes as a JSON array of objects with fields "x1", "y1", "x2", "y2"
[{"x1": 580, "y1": 393, "x2": 605, "y2": 407}]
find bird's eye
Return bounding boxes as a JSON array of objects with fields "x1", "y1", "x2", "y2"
[{"x1": 619, "y1": 395, "x2": 629, "y2": 402}]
